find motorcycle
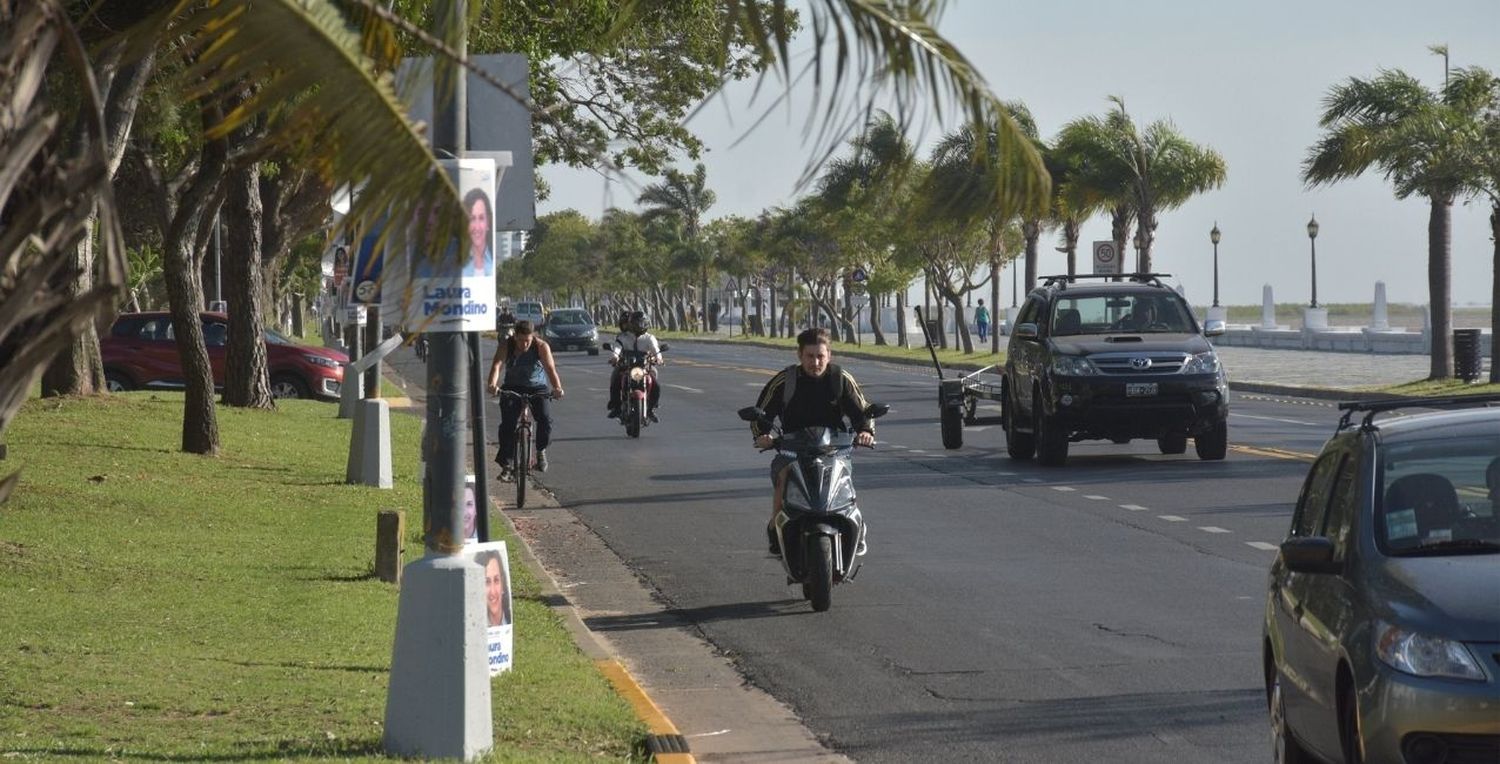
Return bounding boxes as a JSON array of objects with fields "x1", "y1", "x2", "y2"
[
  {"x1": 737, "y1": 403, "x2": 889, "y2": 612},
  {"x1": 608, "y1": 341, "x2": 668, "y2": 438}
]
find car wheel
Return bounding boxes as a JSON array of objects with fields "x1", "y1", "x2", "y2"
[
  {"x1": 1157, "y1": 433, "x2": 1188, "y2": 454},
  {"x1": 1195, "y1": 419, "x2": 1228, "y2": 460},
  {"x1": 1268, "y1": 673, "x2": 1316, "y2": 764},
  {"x1": 104, "y1": 370, "x2": 134, "y2": 393},
  {"x1": 1339, "y1": 683, "x2": 1365, "y2": 764},
  {"x1": 270, "y1": 374, "x2": 310, "y2": 400},
  {"x1": 1035, "y1": 402, "x2": 1068, "y2": 467},
  {"x1": 941, "y1": 405, "x2": 964, "y2": 450},
  {"x1": 1004, "y1": 385, "x2": 1035, "y2": 460}
]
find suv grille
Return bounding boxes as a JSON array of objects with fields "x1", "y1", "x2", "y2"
[{"x1": 1089, "y1": 352, "x2": 1189, "y2": 375}]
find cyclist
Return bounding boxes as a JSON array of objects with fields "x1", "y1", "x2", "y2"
[
  {"x1": 606, "y1": 310, "x2": 664, "y2": 422},
  {"x1": 485, "y1": 320, "x2": 564, "y2": 481}
]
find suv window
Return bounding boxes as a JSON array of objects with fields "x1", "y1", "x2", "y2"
[
  {"x1": 1292, "y1": 452, "x2": 1341, "y2": 537},
  {"x1": 1322, "y1": 453, "x2": 1359, "y2": 559},
  {"x1": 1051, "y1": 292, "x2": 1195, "y2": 335}
]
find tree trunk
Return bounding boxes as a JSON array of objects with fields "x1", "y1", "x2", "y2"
[
  {"x1": 364, "y1": 311, "x2": 381, "y2": 398},
  {"x1": 41, "y1": 214, "x2": 105, "y2": 396},
  {"x1": 1137, "y1": 208, "x2": 1158, "y2": 274},
  {"x1": 870, "y1": 291, "x2": 887, "y2": 346},
  {"x1": 162, "y1": 235, "x2": 219, "y2": 455},
  {"x1": 1022, "y1": 219, "x2": 1041, "y2": 295},
  {"x1": 953, "y1": 296, "x2": 971, "y2": 353},
  {"x1": 1111, "y1": 205, "x2": 1132, "y2": 279},
  {"x1": 222, "y1": 161, "x2": 274, "y2": 409},
  {"x1": 896, "y1": 289, "x2": 907, "y2": 348},
  {"x1": 291, "y1": 293, "x2": 305, "y2": 337},
  {"x1": 1064, "y1": 219, "x2": 1080, "y2": 277},
  {"x1": 1490, "y1": 202, "x2": 1499, "y2": 383},
  {"x1": 1427, "y1": 195, "x2": 1453, "y2": 380},
  {"x1": 766, "y1": 281, "x2": 777, "y2": 338}
]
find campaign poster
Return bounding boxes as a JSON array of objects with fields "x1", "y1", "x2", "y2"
[
  {"x1": 403, "y1": 157, "x2": 498, "y2": 333},
  {"x1": 468, "y1": 540, "x2": 513, "y2": 676}
]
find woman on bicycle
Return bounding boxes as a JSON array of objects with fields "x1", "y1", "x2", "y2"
[{"x1": 485, "y1": 320, "x2": 565, "y2": 481}]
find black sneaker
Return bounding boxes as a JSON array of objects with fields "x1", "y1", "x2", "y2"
[
  {"x1": 534, "y1": 450, "x2": 548, "y2": 473},
  {"x1": 647, "y1": 410, "x2": 660, "y2": 423},
  {"x1": 498, "y1": 465, "x2": 515, "y2": 483},
  {"x1": 606, "y1": 407, "x2": 619, "y2": 419}
]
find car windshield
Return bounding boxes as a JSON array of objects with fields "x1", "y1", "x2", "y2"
[
  {"x1": 548, "y1": 312, "x2": 591, "y2": 327},
  {"x1": 264, "y1": 327, "x2": 295, "y2": 346},
  {"x1": 1377, "y1": 434, "x2": 1500, "y2": 556},
  {"x1": 1049, "y1": 293, "x2": 1196, "y2": 336}
]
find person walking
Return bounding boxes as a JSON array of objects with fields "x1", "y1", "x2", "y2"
[{"x1": 975, "y1": 299, "x2": 991, "y2": 343}]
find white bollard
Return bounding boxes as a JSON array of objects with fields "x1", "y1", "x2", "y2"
[
  {"x1": 1371, "y1": 281, "x2": 1390, "y2": 331},
  {"x1": 1260, "y1": 285, "x2": 1278, "y2": 330}
]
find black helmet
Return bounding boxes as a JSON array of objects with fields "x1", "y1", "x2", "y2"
[{"x1": 628, "y1": 311, "x2": 648, "y2": 334}]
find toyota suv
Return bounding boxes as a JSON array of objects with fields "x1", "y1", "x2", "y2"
[{"x1": 1001, "y1": 274, "x2": 1228, "y2": 466}]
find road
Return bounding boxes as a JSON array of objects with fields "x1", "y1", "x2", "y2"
[{"x1": 391, "y1": 339, "x2": 1334, "y2": 762}]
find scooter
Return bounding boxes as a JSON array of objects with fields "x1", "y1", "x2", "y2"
[
  {"x1": 737, "y1": 403, "x2": 889, "y2": 612},
  {"x1": 608, "y1": 342, "x2": 668, "y2": 438}
]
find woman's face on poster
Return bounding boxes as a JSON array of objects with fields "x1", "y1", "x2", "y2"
[{"x1": 468, "y1": 197, "x2": 489, "y2": 257}]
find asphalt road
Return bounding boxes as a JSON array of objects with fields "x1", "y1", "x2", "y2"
[{"x1": 391, "y1": 338, "x2": 1337, "y2": 762}]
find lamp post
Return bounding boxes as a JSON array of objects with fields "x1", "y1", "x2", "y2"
[
  {"x1": 1306, "y1": 214, "x2": 1320, "y2": 308},
  {"x1": 1210, "y1": 222, "x2": 1221, "y2": 307}
]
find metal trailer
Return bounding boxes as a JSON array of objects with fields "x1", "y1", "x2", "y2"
[{"x1": 913, "y1": 306, "x2": 1004, "y2": 450}]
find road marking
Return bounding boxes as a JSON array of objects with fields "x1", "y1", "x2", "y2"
[
  {"x1": 1229, "y1": 412, "x2": 1319, "y2": 426},
  {"x1": 968, "y1": 426, "x2": 995, "y2": 432},
  {"x1": 665, "y1": 383, "x2": 704, "y2": 393},
  {"x1": 1120, "y1": 504, "x2": 1149, "y2": 511},
  {"x1": 1246, "y1": 541, "x2": 1279, "y2": 551},
  {"x1": 1158, "y1": 515, "x2": 1188, "y2": 522},
  {"x1": 1051, "y1": 486, "x2": 1077, "y2": 492},
  {"x1": 1198, "y1": 526, "x2": 1232, "y2": 534},
  {"x1": 1083, "y1": 494, "x2": 1110, "y2": 501},
  {"x1": 1232, "y1": 444, "x2": 1317, "y2": 462},
  {"x1": 909, "y1": 449, "x2": 928, "y2": 454},
  {"x1": 885, "y1": 444, "x2": 908, "y2": 449}
]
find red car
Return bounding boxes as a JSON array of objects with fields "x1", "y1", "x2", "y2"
[{"x1": 101, "y1": 311, "x2": 347, "y2": 400}]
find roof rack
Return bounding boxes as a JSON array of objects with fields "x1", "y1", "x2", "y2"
[
  {"x1": 1040, "y1": 273, "x2": 1174, "y2": 289},
  {"x1": 1335, "y1": 393, "x2": 1500, "y2": 431}
]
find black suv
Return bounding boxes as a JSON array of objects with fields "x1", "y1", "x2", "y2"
[{"x1": 1001, "y1": 274, "x2": 1229, "y2": 466}]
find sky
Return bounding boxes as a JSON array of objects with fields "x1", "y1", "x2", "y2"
[{"x1": 536, "y1": 0, "x2": 1500, "y2": 307}]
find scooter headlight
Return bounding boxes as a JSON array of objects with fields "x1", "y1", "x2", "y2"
[{"x1": 628, "y1": 367, "x2": 647, "y2": 382}]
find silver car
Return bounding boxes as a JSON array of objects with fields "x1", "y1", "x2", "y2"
[{"x1": 1264, "y1": 395, "x2": 1500, "y2": 764}]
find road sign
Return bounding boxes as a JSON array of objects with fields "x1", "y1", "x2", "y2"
[
  {"x1": 850, "y1": 266, "x2": 868, "y2": 283},
  {"x1": 1092, "y1": 241, "x2": 1121, "y2": 275}
]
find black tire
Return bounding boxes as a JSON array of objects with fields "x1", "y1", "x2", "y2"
[
  {"x1": 1157, "y1": 433, "x2": 1188, "y2": 455},
  {"x1": 940, "y1": 406, "x2": 963, "y2": 450},
  {"x1": 270, "y1": 374, "x2": 310, "y2": 400},
  {"x1": 1268, "y1": 673, "x2": 1317, "y2": 764},
  {"x1": 514, "y1": 433, "x2": 530, "y2": 509},
  {"x1": 806, "y1": 536, "x2": 833, "y2": 612},
  {"x1": 104, "y1": 370, "x2": 133, "y2": 393},
  {"x1": 1004, "y1": 387, "x2": 1035, "y2": 460},
  {"x1": 1195, "y1": 420, "x2": 1228, "y2": 460},
  {"x1": 1035, "y1": 405, "x2": 1069, "y2": 467},
  {"x1": 1339, "y1": 682, "x2": 1364, "y2": 764},
  {"x1": 626, "y1": 401, "x2": 642, "y2": 438}
]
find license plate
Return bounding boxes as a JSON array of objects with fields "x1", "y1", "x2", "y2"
[{"x1": 1125, "y1": 382, "x2": 1158, "y2": 397}]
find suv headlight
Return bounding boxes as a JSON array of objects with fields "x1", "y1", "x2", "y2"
[
  {"x1": 303, "y1": 354, "x2": 341, "y2": 369},
  {"x1": 1180, "y1": 351, "x2": 1221, "y2": 375},
  {"x1": 1050, "y1": 355, "x2": 1099, "y2": 376},
  {"x1": 1374, "y1": 621, "x2": 1485, "y2": 681}
]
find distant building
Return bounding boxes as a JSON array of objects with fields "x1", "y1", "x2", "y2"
[{"x1": 498, "y1": 230, "x2": 529, "y2": 262}]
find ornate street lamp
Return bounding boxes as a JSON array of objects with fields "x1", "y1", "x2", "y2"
[
  {"x1": 1306, "y1": 214, "x2": 1320, "y2": 308},
  {"x1": 1210, "y1": 222, "x2": 1221, "y2": 307}
]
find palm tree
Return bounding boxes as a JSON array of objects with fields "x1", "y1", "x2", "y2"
[
  {"x1": 1055, "y1": 97, "x2": 1227, "y2": 273},
  {"x1": 638, "y1": 163, "x2": 717, "y2": 331},
  {"x1": 1304, "y1": 66, "x2": 1499, "y2": 380}
]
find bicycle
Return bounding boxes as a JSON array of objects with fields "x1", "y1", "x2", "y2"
[{"x1": 497, "y1": 389, "x2": 550, "y2": 509}]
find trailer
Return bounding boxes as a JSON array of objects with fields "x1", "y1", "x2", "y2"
[{"x1": 914, "y1": 306, "x2": 1004, "y2": 450}]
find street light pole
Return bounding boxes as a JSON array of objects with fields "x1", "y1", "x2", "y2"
[
  {"x1": 1210, "y1": 222, "x2": 1221, "y2": 307},
  {"x1": 1307, "y1": 214, "x2": 1320, "y2": 308}
]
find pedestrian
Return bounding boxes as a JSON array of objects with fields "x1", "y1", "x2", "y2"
[
  {"x1": 708, "y1": 298, "x2": 720, "y2": 332},
  {"x1": 975, "y1": 299, "x2": 990, "y2": 343}
]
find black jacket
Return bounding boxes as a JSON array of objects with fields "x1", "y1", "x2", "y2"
[{"x1": 750, "y1": 363, "x2": 873, "y2": 438}]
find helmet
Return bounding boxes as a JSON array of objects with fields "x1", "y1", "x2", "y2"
[{"x1": 628, "y1": 311, "x2": 648, "y2": 334}]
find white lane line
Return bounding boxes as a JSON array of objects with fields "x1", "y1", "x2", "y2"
[
  {"x1": 909, "y1": 449, "x2": 928, "y2": 454},
  {"x1": 1120, "y1": 504, "x2": 1149, "y2": 511},
  {"x1": 1247, "y1": 541, "x2": 1279, "y2": 551},
  {"x1": 665, "y1": 383, "x2": 704, "y2": 393},
  {"x1": 1158, "y1": 515, "x2": 1188, "y2": 522},
  {"x1": 968, "y1": 426, "x2": 995, "y2": 432},
  {"x1": 1083, "y1": 494, "x2": 1110, "y2": 501},
  {"x1": 1198, "y1": 526, "x2": 1232, "y2": 534},
  {"x1": 1229, "y1": 412, "x2": 1319, "y2": 426},
  {"x1": 885, "y1": 444, "x2": 908, "y2": 450},
  {"x1": 1051, "y1": 486, "x2": 1077, "y2": 492},
  {"x1": 745, "y1": 382, "x2": 763, "y2": 387}
]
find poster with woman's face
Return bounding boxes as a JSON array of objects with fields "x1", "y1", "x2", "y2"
[
  {"x1": 469, "y1": 541, "x2": 513, "y2": 675},
  {"x1": 402, "y1": 157, "x2": 498, "y2": 333}
]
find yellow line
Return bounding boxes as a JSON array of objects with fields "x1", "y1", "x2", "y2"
[
  {"x1": 1231, "y1": 444, "x2": 1317, "y2": 462},
  {"x1": 596, "y1": 659, "x2": 695, "y2": 763}
]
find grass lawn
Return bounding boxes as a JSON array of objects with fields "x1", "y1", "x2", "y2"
[
  {"x1": 1373, "y1": 378, "x2": 1500, "y2": 397},
  {"x1": 0, "y1": 393, "x2": 644, "y2": 762}
]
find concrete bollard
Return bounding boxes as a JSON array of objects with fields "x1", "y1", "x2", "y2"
[
  {"x1": 1260, "y1": 285, "x2": 1278, "y2": 330},
  {"x1": 347, "y1": 398, "x2": 393, "y2": 488},
  {"x1": 375, "y1": 510, "x2": 405, "y2": 585}
]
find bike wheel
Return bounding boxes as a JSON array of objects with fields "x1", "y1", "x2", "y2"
[
  {"x1": 806, "y1": 536, "x2": 834, "y2": 612},
  {"x1": 515, "y1": 427, "x2": 530, "y2": 509}
]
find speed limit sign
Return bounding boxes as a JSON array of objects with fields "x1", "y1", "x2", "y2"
[{"x1": 1092, "y1": 241, "x2": 1120, "y2": 274}]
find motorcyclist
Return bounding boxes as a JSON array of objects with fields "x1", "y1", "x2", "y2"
[
  {"x1": 495, "y1": 305, "x2": 517, "y2": 340},
  {"x1": 607, "y1": 310, "x2": 664, "y2": 422},
  {"x1": 749, "y1": 327, "x2": 875, "y2": 555}
]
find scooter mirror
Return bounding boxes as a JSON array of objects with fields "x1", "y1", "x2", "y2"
[
  {"x1": 737, "y1": 406, "x2": 764, "y2": 422},
  {"x1": 659, "y1": 343, "x2": 670, "y2": 352},
  {"x1": 865, "y1": 403, "x2": 890, "y2": 419}
]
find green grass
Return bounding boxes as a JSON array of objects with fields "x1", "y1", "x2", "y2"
[
  {"x1": 1371, "y1": 379, "x2": 1500, "y2": 397},
  {"x1": 0, "y1": 394, "x2": 645, "y2": 762},
  {"x1": 657, "y1": 330, "x2": 1005, "y2": 370}
]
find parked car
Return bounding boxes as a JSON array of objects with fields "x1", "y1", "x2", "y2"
[
  {"x1": 1000, "y1": 273, "x2": 1228, "y2": 466},
  {"x1": 541, "y1": 308, "x2": 600, "y2": 354},
  {"x1": 102, "y1": 311, "x2": 347, "y2": 400},
  {"x1": 1264, "y1": 394, "x2": 1500, "y2": 764},
  {"x1": 513, "y1": 300, "x2": 546, "y2": 328}
]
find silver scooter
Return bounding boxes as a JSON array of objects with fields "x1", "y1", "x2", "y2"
[{"x1": 738, "y1": 403, "x2": 889, "y2": 612}]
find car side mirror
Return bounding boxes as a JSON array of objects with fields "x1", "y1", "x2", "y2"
[
  {"x1": 1203, "y1": 319, "x2": 1226, "y2": 337},
  {"x1": 1280, "y1": 537, "x2": 1339, "y2": 574},
  {"x1": 737, "y1": 406, "x2": 765, "y2": 423},
  {"x1": 865, "y1": 403, "x2": 890, "y2": 419},
  {"x1": 1015, "y1": 323, "x2": 1039, "y2": 340}
]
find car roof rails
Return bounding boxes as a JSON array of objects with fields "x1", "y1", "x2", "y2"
[
  {"x1": 1040, "y1": 273, "x2": 1174, "y2": 289},
  {"x1": 1336, "y1": 393, "x2": 1500, "y2": 431}
]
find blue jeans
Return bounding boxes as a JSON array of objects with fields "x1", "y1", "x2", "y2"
[{"x1": 977, "y1": 321, "x2": 990, "y2": 342}]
